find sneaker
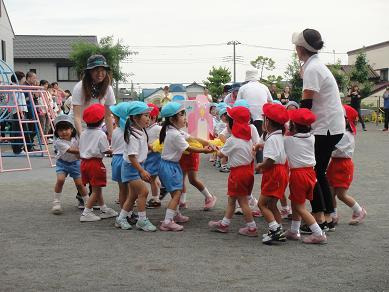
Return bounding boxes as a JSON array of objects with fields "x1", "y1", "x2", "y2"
[
  {"x1": 302, "y1": 233, "x2": 327, "y2": 244},
  {"x1": 127, "y1": 213, "x2": 138, "y2": 225},
  {"x1": 173, "y1": 213, "x2": 190, "y2": 223},
  {"x1": 115, "y1": 217, "x2": 132, "y2": 230},
  {"x1": 203, "y1": 195, "x2": 217, "y2": 211},
  {"x1": 51, "y1": 201, "x2": 63, "y2": 215},
  {"x1": 93, "y1": 205, "x2": 100, "y2": 210},
  {"x1": 215, "y1": 161, "x2": 221, "y2": 169},
  {"x1": 208, "y1": 220, "x2": 229, "y2": 233},
  {"x1": 285, "y1": 230, "x2": 301, "y2": 240},
  {"x1": 280, "y1": 207, "x2": 291, "y2": 219},
  {"x1": 262, "y1": 227, "x2": 286, "y2": 245},
  {"x1": 219, "y1": 165, "x2": 230, "y2": 173},
  {"x1": 136, "y1": 218, "x2": 157, "y2": 232},
  {"x1": 80, "y1": 212, "x2": 101, "y2": 222},
  {"x1": 159, "y1": 188, "x2": 168, "y2": 201},
  {"x1": 319, "y1": 222, "x2": 329, "y2": 232},
  {"x1": 234, "y1": 207, "x2": 243, "y2": 215},
  {"x1": 238, "y1": 226, "x2": 258, "y2": 237},
  {"x1": 179, "y1": 202, "x2": 188, "y2": 210},
  {"x1": 159, "y1": 220, "x2": 184, "y2": 231},
  {"x1": 327, "y1": 220, "x2": 336, "y2": 232},
  {"x1": 300, "y1": 224, "x2": 312, "y2": 234},
  {"x1": 349, "y1": 208, "x2": 367, "y2": 225},
  {"x1": 252, "y1": 209, "x2": 262, "y2": 217},
  {"x1": 99, "y1": 208, "x2": 118, "y2": 219},
  {"x1": 332, "y1": 214, "x2": 339, "y2": 225},
  {"x1": 146, "y1": 198, "x2": 162, "y2": 209}
]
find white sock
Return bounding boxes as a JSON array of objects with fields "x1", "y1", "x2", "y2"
[
  {"x1": 330, "y1": 208, "x2": 337, "y2": 218},
  {"x1": 221, "y1": 217, "x2": 231, "y2": 226},
  {"x1": 200, "y1": 187, "x2": 212, "y2": 199},
  {"x1": 138, "y1": 211, "x2": 146, "y2": 221},
  {"x1": 82, "y1": 207, "x2": 92, "y2": 216},
  {"x1": 164, "y1": 208, "x2": 176, "y2": 224},
  {"x1": 247, "y1": 221, "x2": 256, "y2": 229},
  {"x1": 53, "y1": 192, "x2": 61, "y2": 202},
  {"x1": 128, "y1": 210, "x2": 133, "y2": 218},
  {"x1": 351, "y1": 202, "x2": 362, "y2": 214},
  {"x1": 309, "y1": 223, "x2": 323, "y2": 236},
  {"x1": 118, "y1": 209, "x2": 129, "y2": 220},
  {"x1": 82, "y1": 196, "x2": 88, "y2": 204},
  {"x1": 291, "y1": 220, "x2": 301, "y2": 234},
  {"x1": 269, "y1": 221, "x2": 279, "y2": 231},
  {"x1": 100, "y1": 204, "x2": 108, "y2": 211},
  {"x1": 180, "y1": 193, "x2": 187, "y2": 204}
]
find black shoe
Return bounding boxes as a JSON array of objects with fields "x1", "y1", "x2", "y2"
[
  {"x1": 319, "y1": 222, "x2": 329, "y2": 232},
  {"x1": 76, "y1": 193, "x2": 84, "y2": 209},
  {"x1": 327, "y1": 220, "x2": 336, "y2": 232},
  {"x1": 127, "y1": 213, "x2": 138, "y2": 225},
  {"x1": 262, "y1": 227, "x2": 286, "y2": 245},
  {"x1": 159, "y1": 187, "x2": 168, "y2": 201},
  {"x1": 146, "y1": 198, "x2": 162, "y2": 209},
  {"x1": 300, "y1": 224, "x2": 312, "y2": 234}
]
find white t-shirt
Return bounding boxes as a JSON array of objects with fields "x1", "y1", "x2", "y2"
[
  {"x1": 123, "y1": 128, "x2": 149, "y2": 164},
  {"x1": 302, "y1": 54, "x2": 345, "y2": 135},
  {"x1": 263, "y1": 130, "x2": 287, "y2": 164},
  {"x1": 72, "y1": 81, "x2": 116, "y2": 112},
  {"x1": 9, "y1": 92, "x2": 28, "y2": 114},
  {"x1": 63, "y1": 96, "x2": 73, "y2": 115},
  {"x1": 161, "y1": 126, "x2": 190, "y2": 162},
  {"x1": 79, "y1": 128, "x2": 109, "y2": 159},
  {"x1": 214, "y1": 119, "x2": 226, "y2": 135},
  {"x1": 220, "y1": 124, "x2": 259, "y2": 144},
  {"x1": 223, "y1": 93, "x2": 234, "y2": 106},
  {"x1": 54, "y1": 137, "x2": 79, "y2": 162},
  {"x1": 284, "y1": 133, "x2": 316, "y2": 169},
  {"x1": 221, "y1": 135, "x2": 254, "y2": 167},
  {"x1": 237, "y1": 81, "x2": 273, "y2": 121},
  {"x1": 332, "y1": 131, "x2": 354, "y2": 158},
  {"x1": 111, "y1": 127, "x2": 125, "y2": 155},
  {"x1": 146, "y1": 123, "x2": 162, "y2": 145}
]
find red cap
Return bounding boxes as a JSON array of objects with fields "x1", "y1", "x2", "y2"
[
  {"x1": 147, "y1": 103, "x2": 160, "y2": 118},
  {"x1": 343, "y1": 105, "x2": 358, "y2": 135},
  {"x1": 288, "y1": 108, "x2": 316, "y2": 126},
  {"x1": 263, "y1": 103, "x2": 289, "y2": 125},
  {"x1": 83, "y1": 104, "x2": 105, "y2": 124},
  {"x1": 227, "y1": 106, "x2": 251, "y2": 140}
]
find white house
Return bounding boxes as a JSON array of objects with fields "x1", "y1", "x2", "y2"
[
  {"x1": 14, "y1": 35, "x2": 97, "y2": 91},
  {"x1": 0, "y1": 0, "x2": 15, "y2": 71},
  {"x1": 186, "y1": 82, "x2": 205, "y2": 99}
]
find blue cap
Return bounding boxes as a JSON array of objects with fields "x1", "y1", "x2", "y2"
[
  {"x1": 233, "y1": 99, "x2": 250, "y2": 109},
  {"x1": 218, "y1": 107, "x2": 228, "y2": 117},
  {"x1": 272, "y1": 99, "x2": 282, "y2": 105},
  {"x1": 172, "y1": 95, "x2": 185, "y2": 102},
  {"x1": 228, "y1": 82, "x2": 241, "y2": 93},
  {"x1": 110, "y1": 102, "x2": 131, "y2": 129},
  {"x1": 127, "y1": 101, "x2": 152, "y2": 116},
  {"x1": 161, "y1": 102, "x2": 185, "y2": 118}
]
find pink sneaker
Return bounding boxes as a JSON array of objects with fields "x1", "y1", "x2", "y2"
[
  {"x1": 280, "y1": 207, "x2": 291, "y2": 219},
  {"x1": 238, "y1": 226, "x2": 258, "y2": 237},
  {"x1": 179, "y1": 202, "x2": 188, "y2": 210},
  {"x1": 332, "y1": 214, "x2": 340, "y2": 225},
  {"x1": 349, "y1": 207, "x2": 367, "y2": 225},
  {"x1": 208, "y1": 220, "x2": 229, "y2": 233},
  {"x1": 285, "y1": 230, "x2": 301, "y2": 240},
  {"x1": 173, "y1": 213, "x2": 190, "y2": 223},
  {"x1": 252, "y1": 209, "x2": 262, "y2": 217},
  {"x1": 302, "y1": 233, "x2": 327, "y2": 244},
  {"x1": 203, "y1": 195, "x2": 217, "y2": 211},
  {"x1": 159, "y1": 220, "x2": 184, "y2": 231}
]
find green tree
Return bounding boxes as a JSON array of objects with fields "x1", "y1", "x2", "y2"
[
  {"x1": 203, "y1": 66, "x2": 231, "y2": 101},
  {"x1": 349, "y1": 51, "x2": 373, "y2": 98},
  {"x1": 327, "y1": 60, "x2": 350, "y2": 94},
  {"x1": 284, "y1": 53, "x2": 303, "y2": 101},
  {"x1": 250, "y1": 56, "x2": 275, "y2": 80}
]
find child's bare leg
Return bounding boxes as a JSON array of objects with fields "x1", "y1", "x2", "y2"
[
  {"x1": 130, "y1": 180, "x2": 148, "y2": 212},
  {"x1": 335, "y1": 188, "x2": 355, "y2": 208},
  {"x1": 237, "y1": 196, "x2": 254, "y2": 223},
  {"x1": 224, "y1": 197, "x2": 236, "y2": 219},
  {"x1": 180, "y1": 172, "x2": 188, "y2": 206},
  {"x1": 150, "y1": 176, "x2": 159, "y2": 200},
  {"x1": 86, "y1": 186, "x2": 102, "y2": 209},
  {"x1": 280, "y1": 195, "x2": 288, "y2": 208},
  {"x1": 294, "y1": 202, "x2": 323, "y2": 236},
  {"x1": 258, "y1": 196, "x2": 275, "y2": 223},
  {"x1": 54, "y1": 174, "x2": 66, "y2": 194},
  {"x1": 118, "y1": 182, "x2": 129, "y2": 208},
  {"x1": 74, "y1": 178, "x2": 88, "y2": 205},
  {"x1": 269, "y1": 198, "x2": 282, "y2": 223}
]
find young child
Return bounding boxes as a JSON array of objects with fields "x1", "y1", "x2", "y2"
[
  {"x1": 327, "y1": 105, "x2": 367, "y2": 225},
  {"x1": 52, "y1": 115, "x2": 88, "y2": 214},
  {"x1": 158, "y1": 102, "x2": 214, "y2": 231},
  {"x1": 144, "y1": 103, "x2": 163, "y2": 209},
  {"x1": 115, "y1": 101, "x2": 157, "y2": 231},
  {"x1": 208, "y1": 106, "x2": 258, "y2": 236},
  {"x1": 255, "y1": 103, "x2": 289, "y2": 244},
  {"x1": 79, "y1": 104, "x2": 117, "y2": 222},
  {"x1": 284, "y1": 108, "x2": 327, "y2": 244}
]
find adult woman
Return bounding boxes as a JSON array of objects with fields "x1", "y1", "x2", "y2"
[
  {"x1": 292, "y1": 28, "x2": 345, "y2": 230},
  {"x1": 348, "y1": 85, "x2": 366, "y2": 131},
  {"x1": 383, "y1": 87, "x2": 389, "y2": 131},
  {"x1": 280, "y1": 86, "x2": 291, "y2": 105},
  {"x1": 63, "y1": 90, "x2": 73, "y2": 115},
  {"x1": 72, "y1": 55, "x2": 116, "y2": 139}
]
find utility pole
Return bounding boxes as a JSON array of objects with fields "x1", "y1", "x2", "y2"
[{"x1": 227, "y1": 41, "x2": 241, "y2": 82}]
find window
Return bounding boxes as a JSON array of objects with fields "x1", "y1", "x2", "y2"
[
  {"x1": 380, "y1": 69, "x2": 388, "y2": 82},
  {"x1": 57, "y1": 65, "x2": 78, "y2": 81},
  {"x1": 1, "y1": 40, "x2": 6, "y2": 62}
]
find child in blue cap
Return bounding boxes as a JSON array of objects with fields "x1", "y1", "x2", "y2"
[
  {"x1": 158, "y1": 102, "x2": 214, "y2": 231},
  {"x1": 115, "y1": 101, "x2": 157, "y2": 231}
]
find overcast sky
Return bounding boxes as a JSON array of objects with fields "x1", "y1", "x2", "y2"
[{"x1": 5, "y1": 0, "x2": 389, "y2": 90}]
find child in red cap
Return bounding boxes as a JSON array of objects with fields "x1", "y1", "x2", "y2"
[
  {"x1": 327, "y1": 105, "x2": 367, "y2": 225},
  {"x1": 79, "y1": 104, "x2": 116, "y2": 222},
  {"x1": 284, "y1": 108, "x2": 327, "y2": 244},
  {"x1": 255, "y1": 103, "x2": 289, "y2": 244},
  {"x1": 208, "y1": 106, "x2": 258, "y2": 237}
]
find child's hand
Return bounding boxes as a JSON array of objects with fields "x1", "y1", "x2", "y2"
[
  {"x1": 255, "y1": 163, "x2": 263, "y2": 173},
  {"x1": 140, "y1": 170, "x2": 151, "y2": 183},
  {"x1": 202, "y1": 146, "x2": 214, "y2": 154}
]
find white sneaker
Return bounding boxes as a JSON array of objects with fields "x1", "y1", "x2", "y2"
[
  {"x1": 80, "y1": 212, "x2": 101, "y2": 222},
  {"x1": 51, "y1": 201, "x2": 63, "y2": 215},
  {"x1": 249, "y1": 197, "x2": 258, "y2": 210},
  {"x1": 234, "y1": 207, "x2": 243, "y2": 215},
  {"x1": 99, "y1": 208, "x2": 118, "y2": 219}
]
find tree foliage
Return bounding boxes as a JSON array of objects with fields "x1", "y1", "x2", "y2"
[
  {"x1": 203, "y1": 66, "x2": 231, "y2": 100},
  {"x1": 70, "y1": 36, "x2": 137, "y2": 82},
  {"x1": 250, "y1": 56, "x2": 275, "y2": 79},
  {"x1": 284, "y1": 53, "x2": 303, "y2": 101},
  {"x1": 327, "y1": 60, "x2": 350, "y2": 94},
  {"x1": 349, "y1": 52, "x2": 373, "y2": 98}
]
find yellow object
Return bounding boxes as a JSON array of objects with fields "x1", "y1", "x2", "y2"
[
  {"x1": 208, "y1": 138, "x2": 224, "y2": 148},
  {"x1": 152, "y1": 139, "x2": 164, "y2": 153},
  {"x1": 183, "y1": 139, "x2": 204, "y2": 154}
]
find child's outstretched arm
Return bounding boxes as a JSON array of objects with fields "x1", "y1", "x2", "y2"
[
  {"x1": 66, "y1": 147, "x2": 80, "y2": 155},
  {"x1": 128, "y1": 155, "x2": 151, "y2": 182},
  {"x1": 186, "y1": 145, "x2": 214, "y2": 154}
]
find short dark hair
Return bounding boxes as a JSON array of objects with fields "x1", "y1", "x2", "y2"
[
  {"x1": 303, "y1": 29, "x2": 324, "y2": 51},
  {"x1": 289, "y1": 121, "x2": 311, "y2": 133},
  {"x1": 64, "y1": 90, "x2": 71, "y2": 95},
  {"x1": 86, "y1": 119, "x2": 104, "y2": 128},
  {"x1": 26, "y1": 71, "x2": 36, "y2": 79},
  {"x1": 11, "y1": 71, "x2": 25, "y2": 83},
  {"x1": 40, "y1": 80, "x2": 49, "y2": 86},
  {"x1": 51, "y1": 82, "x2": 58, "y2": 87}
]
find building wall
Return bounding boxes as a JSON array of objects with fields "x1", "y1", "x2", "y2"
[
  {"x1": 348, "y1": 45, "x2": 389, "y2": 70},
  {"x1": 362, "y1": 88, "x2": 386, "y2": 108},
  {"x1": 0, "y1": 0, "x2": 15, "y2": 70},
  {"x1": 186, "y1": 85, "x2": 204, "y2": 99}
]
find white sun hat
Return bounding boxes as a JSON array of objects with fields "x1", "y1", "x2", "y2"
[
  {"x1": 292, "y1": 30, "x2": 319, "y2": 53},
  {"x1": 245, "y1": 69, "x2": 259, "y2": 82}
]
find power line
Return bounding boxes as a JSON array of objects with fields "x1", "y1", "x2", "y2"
[{"x1": 130, "y1": 43, "x2": 226, "y2": 49}]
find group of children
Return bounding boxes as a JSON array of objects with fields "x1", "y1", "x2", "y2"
[{"x1": 51, "y1": 98, "x2": 366, "y2": 244}]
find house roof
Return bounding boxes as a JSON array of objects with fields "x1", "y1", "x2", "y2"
[
  {"x1": 371, "y1": 81, "x2": 389, "y2": 95},
  {"x1": 347, "y1": 40, "x2": 389, "y2": 55},
  {"x1": 141, "y1": 88, "x2": 162, "y2": 99},
  {"x1": 169, "y1": 83, "x2": 186, "y2": 92},
  {"x1": 186, "y1": 82, "x2": 205, "y2": 89},
  {"x1": 14, "y1": 35, "x2": 98, "y2": 59},
  {"x1": 1, "y1": 0, "x2": 15, "y2": 37},
  {"x1": 337, "y1": 64, "x2": 380, "y2": 80}
]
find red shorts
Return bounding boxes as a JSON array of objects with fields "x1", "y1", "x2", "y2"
[
  {"x1": 228, "y1": 163, "x2": 254, "y2": 197},
  {"x1": 289, "y1": 167, "x2": 317, "y2": 204},
  {"x1": 179, "y1": 153, "x2": 200, "y2": 172},
  {"x1": 81, "y1": 158, "x2": 107, "y2": 187},
  {"x1": 327, "y1": 157, "x2": 354, "y2": 189},
  {"x1": 261, "y1": 164, "x2": 288, "y2": 199}
]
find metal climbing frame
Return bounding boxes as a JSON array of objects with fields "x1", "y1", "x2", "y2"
[{"x1": 0, "y1": 85, "x2": 56, "y2": 172}]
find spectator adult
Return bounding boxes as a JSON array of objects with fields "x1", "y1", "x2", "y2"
[
  {"x1": 292, "y1": 28, "x2": 345, "y2": 228},
  {"x1": 383, "y1": 86, "x2": 389, "y2": 131},
  {"x1": 51, "y1": 82, "x2": 65, "y2": 108},
  {"x1": 269, "y1": 83, "x2": 278, "y2": 100},
  {"x1": 72, "y1": 54, "x2": 116, "y2": 139},
  {"x1": 223, "y1": 83, "x2": 240, "y2": 106},
  {"x1": 161, "y1": 86, "x2": 172, "y2": 106},
  {"x1": 63, "y1": 90, "x2": 73, "y2": 115},
  {"x1": 23, "y1": 71, "x2": 38, "y2": 151},
  {"x1": 38, "y1": 80, "x2": 51, "y2": 136},
  {"x1": 204, "y1": 88, "x2": 213, "y2": 102},
  {"x1": 348, "y1": 85, "x2": 366, "y2": 131},
  {"x1": 280, "y1": 86, "x2": 291, "y2": 105},
  {"x1": 219, "y1": 84, "x2": 231, "y2": 102},
  {"x1": 236, "y1": 69, "x2": 273, "y2": 162}
]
